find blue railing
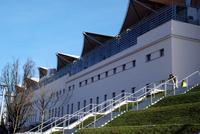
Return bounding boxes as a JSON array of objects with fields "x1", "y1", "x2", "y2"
[{"x1": 37, "y1": 5, "x2": 200, "y2": 88}]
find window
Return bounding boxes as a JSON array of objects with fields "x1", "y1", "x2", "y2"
[
  {"x1": 113, "y1": 68, "x2": 117, "y2": 74},
  {"x1": 112, "y1": 92, "x2": 116, "y2": 98},
  {"x1": 63, "y1": 89, "x2": 65, "y2": 94},
  {"x1": 98, "y1": 74, "x2": 101, "y2": 80},
  {"x1": 77, "y1": 102, "x2": 80, "y2": 110},
  {"x1": 96, "y1": 96, "x2": 99, "y2": 112},
  {"x1": 83, "y1": 100, "x2": 86, "y2": 112},
  {"x1": 105, "y1": 71, "x2": 108, "y2": 77},
  {"x1": 79, "y1": 82, "x2": 82, "y2": 87},
  {"x1": 85, "y1": 80, "x2": 88, "y2": 85},
  {"x1": 122, "y1": 64, "x2": 126, "y2": 71},
  {"x1": 132, "y1": 60, "x2": 136, "y2": 67},
  {"x1": 121, "y1": 90, "x2": 125, "y2": 97},
  {"x1": 91, "y1": 77, "x2": 94, "y2": 83},
  {"x1": 132, "y1": 87, "x2": 135, "y2": 94},
  {"x1": 68, "y1": 86, "x2": 71, "y2": 91},
  {"x1": 104, "y1": 94, "x2": 107, "y2": 111},
  {"x1": 160, "y1": 49, "x2": 164, "y2": 57},
  {"x1": 90, "y1": 98, "x2": 93, "y2": 110},
  {"x1": 146, "y1": 54, "x2": 151, "y2": 62},
  {"x1": 59, "y1": 90, "x2": 62, "y2": 95},
  {"x1": 67, "y1": 104, "x2": 70, "y2": 114},
  {"x1": 71, "y1": 103, "x2": 73, "y2": 114}
]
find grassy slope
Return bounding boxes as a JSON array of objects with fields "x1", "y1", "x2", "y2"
[{"x1": 77, "y1": 87, "x2": 200, "y2": 134}]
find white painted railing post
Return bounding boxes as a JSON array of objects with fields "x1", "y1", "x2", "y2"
[
  {"x1": 94, "y1": 113, "x2": 96, "y2": 128},
  {"x1": 136, "y1": 98, "x2": 138, "y2": 110}
]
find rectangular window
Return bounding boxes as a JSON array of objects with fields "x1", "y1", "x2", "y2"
[
  {"x1": 96, "y1": 96, "x2": 99, "y2": 112},
  {"x1": 113, "y1": 68, "x2": 117, "y2": 74},
  {"x1": 52, "y1": 108, "x2": 54, "y2": 117},
  {"x1": 98, "y1": 74, "x2": 101, "y2": 80},
  {"x1": 90, "y1": 98, "x2": 93, "y2": 110},
  {"x1": 85, "y1": 80, "x2": 88, "y2": 85},
  {"x1": 105, "y1": 71, "x2": 108, "y2": 77},
  {"x1": 121, "y1": 90, "x2": 125, "y2": 97},
  {"x1": 132, "y1": 87, "x2": 135, "y2": 94},
  {"x1": 84, "y1": 100, "x2": 86, "y2": 112},
  {"x1": 91, "y1": 77, "x2": 94, "y2": 83},
  {"x1": 132, "y1": 60, "x2": 136, "y2": 67},
  {"x1": 77, "y1": 102, "x2": 80, "y2": 110},
  {"x1": 104, "y1": 94, "x2": 107, "y2": 111},
  {"x1": 122, "y1": 64, "x2": 126, "y2": 71},
  {"x1": 160, "y1": 49, "x2": 164, "y2": 57},
  {"x1": 63, "y1": 89, "x2": 65, "y2": 94},
  {"x1": 146, "y1": 54, "x2": 151, "y2": 62},
  {"x1": 71, "y1": 103, "x2": 73, "y2": 114},
  {"x1": 79, "y1": 82, "x2": 82, "y2": 87}
]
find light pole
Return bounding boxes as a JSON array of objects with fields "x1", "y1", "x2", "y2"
[{"x1": 0, "y1": 83, "x2": 8, "y2": 125}]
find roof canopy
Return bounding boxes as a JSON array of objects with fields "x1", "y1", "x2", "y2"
[
  {"x1": 120, "y1": 0, "x2": 164, "y2": 33},
  {"x1": 57, "y1": 53, "x2": 78, "y2": 70},
  {"x1": 81, "y1": 32, "x2": 113, "y2": 57},
  {"x1": 120, "y1": 0, "x2": 200, "y2": 34},
  {"x1": 38, "y1": 67, "x2": 48, "y2": 79}
]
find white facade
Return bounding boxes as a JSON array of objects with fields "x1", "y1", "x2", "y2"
[{"x1": 26, "y1": 20, "x2": 200, "y2": 126}]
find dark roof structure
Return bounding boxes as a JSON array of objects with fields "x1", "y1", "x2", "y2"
[
  {"x1": 120, "y1": 0, "x2": 200, "y2": 33},
  {"x1": 38, "y1": 67, "x2": 48, "y2": 79},
  {"x1": 81, "y1": 32, "x2": 113, "y2": 57},
  {"x1": 25, "y1": 77, "x2": 39, "y2": 89},
  {"x1": 120, "y1": 0, "x2": 164, "y2": 33},
  {"x1": 57, "y1": 53, "x2": 78, "y2": 70}
]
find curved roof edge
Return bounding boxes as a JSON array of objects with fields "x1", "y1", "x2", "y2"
[
  {"x1": 57, "y1": 53, "x2": 79, "y2": 70},
  {"x1": 81, "y1": 32, "x2": 114, "y2": 57}
]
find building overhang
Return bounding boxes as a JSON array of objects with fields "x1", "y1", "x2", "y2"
[
  {"x1": 57, "y1": 53, "x2": 79, "y2": 70},
  {"x1": 81, "y1": 32, "x2": 113, "y2": 57}
]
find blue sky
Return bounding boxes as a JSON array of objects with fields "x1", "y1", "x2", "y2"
[{"x1": 0, "y1": 0, "x2": 128, "y2": 76}]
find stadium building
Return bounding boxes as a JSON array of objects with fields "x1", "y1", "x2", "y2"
[{"x1": 24, "y1": 0, "x2": 200, "y2": 131}]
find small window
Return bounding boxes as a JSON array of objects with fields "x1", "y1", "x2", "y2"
[
  {"x1": 104, "y1": 94, "x2": 107, "y2": 101},
  {"x1": 105, "y1": 71, "x2": 108, "y2": 77},
  {"x1": 98, "y1": 74, "x2": 101, "y2": 80},
  {"x1": 96, "y1": 97, "x2": 99, "y2": 104},
  {"x1": 121, "y1": 90, "x2": 125, "y2": 97},
  {"x1": 113, "y1": 68, "x2": 117, "y2": 74},
  {"x1": 58, "y1": 107, "x2": 60, "y2": 117},
  {"x1": 77, "y1": 102, "x2": 80, "y2": 110},
  {"x1": 85, "y1": 80, "x2": 88, "y2": 85},
  {"x1": 122, "y1": 64, "x2": 126, "y2": 71},
  {"x1": 91, "y1": 77, "x2": 94, "y2": 83},
  {"x1": 112, "y1": 92, "x2": 116, "y2": 98},
  {"x1": 146, "y1": 54, "x2": 151, "y2": 62},
  {"x1": 132, "y1": 60, "x2": 136, "y2": 67},
  {"x1": 160, "y1": 49, "x2": 164, "y2": 57},
  {"x1": 79, "y1": 82, "x2": 82, "y2": 87},
  {"x1": 59, "y1": 90, "x2": 62, "y2": 95},
  {"x1": 61, "y1": 107, "x2": 64, "y2": 116},
  {"x1": 90, "y1": 98, "x2": 93, "y2": 110},
  {"x1": 132, "y1": 87, "x2": 135, "y2": 93},
  {"x1": 63, "y1": 89, "x2": 65, "y2": 94},
  {"x1": 83, "y1": 100, "x2": 86, "y2": 112},
  {"x1": 68, "y1": 86, "x2": 71, "y2": 91},
  {"x1": 71, "y1": 103, "x2": 74, "y2": 114}
]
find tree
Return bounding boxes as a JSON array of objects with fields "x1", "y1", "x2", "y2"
[
  {"x1": 0, "y1": 58, "x2": 35, "y2": 133},
  {"x1": 33, "y1": 87, "x2": 58, "y2": 132}
]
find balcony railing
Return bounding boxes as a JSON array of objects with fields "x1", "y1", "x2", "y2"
[{"x1": 36, "y1": 5, "x2": 200, "y2": 89}]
